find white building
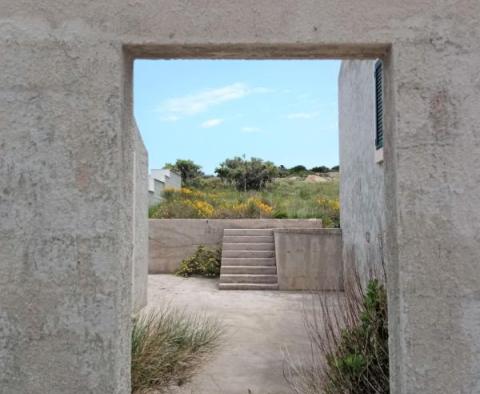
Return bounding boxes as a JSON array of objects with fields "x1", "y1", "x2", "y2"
[{"x1": 148, "y1": 169, "x2": 182, "y2": 207}]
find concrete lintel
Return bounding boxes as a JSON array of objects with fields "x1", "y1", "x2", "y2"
[{"x1": 124, "y1": 43, "x2": 391, "y2": 60}]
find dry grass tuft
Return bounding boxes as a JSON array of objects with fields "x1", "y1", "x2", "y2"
[{"x1": 131, "y1": 307, "x2": 223, "y2": 393}]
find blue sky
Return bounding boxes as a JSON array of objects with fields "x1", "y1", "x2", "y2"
[{"x1": 134, "y1": 60, "x2": 340, "y2": 175}]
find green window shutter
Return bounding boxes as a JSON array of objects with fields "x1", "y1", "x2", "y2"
[{"x1": 375, "y1": 60, "x2": 384, "y2": 150}]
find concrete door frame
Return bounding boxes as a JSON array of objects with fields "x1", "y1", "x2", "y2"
[
  {"x1": 123, "y1": 41, "x2": 398, "y2": 383},
  {"x1": 3, "y1": 3, "x2": 479, "y2": 393}
]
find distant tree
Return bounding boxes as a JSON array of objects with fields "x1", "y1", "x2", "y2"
[
  {"x1": 330, "y1": 165, "x2": 340, "y2": 172},
  {"x1": 215, "y1": 156, "x2": 278, "y2": 191},
  {"x1": 310, "y1": 166, "x2": 330, "y2": 174},
  {"x1": 288, "y1": 165, "x2": 308, "y2": 175},
  {"x1": 165, "y1": 159, "x2": 204, "y2": 186},
  {"x1": 277, "y1": 165, "x2": 290, "y2": 178}
]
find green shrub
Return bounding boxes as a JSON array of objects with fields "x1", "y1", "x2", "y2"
[
  {"x1": 273, "y1": 210, "x2": 288, "y2": 219},
  {"x1": 131, "y1": 308, "x2": 223, "y2": 393},
  {"x1": 215, "y1": 156, "x2": 278, "y2": 191},
  {"x1": 324, "y1": 279, "x2": 389, "y2": 393},
  {"x1": 148, "y1": 205, "x2": 159, "y2": 219},
  {"x1": 164, "y1": 159, "x2": 204, "y2": 186},
  {"x1": 310, "y1": 166, "x2": 330, "y2": 173},
  {"x1": 284, "y1": 275, "x2": 389, "y2": 394},
  {"x1": 176, "y1": 245, "x2": 222, "y2": 278}
]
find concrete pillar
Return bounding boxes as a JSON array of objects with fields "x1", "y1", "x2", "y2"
[
  {"x1": 0, "y1": 22, "x2": 132, "y2": 393},
  {"x1": 385, "y1": 39, "x2": 480, "y2": 393}
]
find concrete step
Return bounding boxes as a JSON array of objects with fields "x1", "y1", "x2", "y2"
[
  {"x1": 221, "y1": 265, "x2": 277, "y2": 275},
  {"x1": 222, "y1": 242, "x2": 274, "y2": 251},
  {"x1": 219, "y1": 283, "x2": 279, "y2": 291},
  {"x1": 222, "y1": 250, "x2": 275, "y2": 259},
  {"x1": 220, "y1": 228, "x2": 278, "y2": 291},
  {"x1": 221, "y1": 257, "x2": 276, "y2": 266},
  {"x1": 223, "y1": 235, "x2": 273, "y2": 243},
  {"x1": 223, "y1": 229, "x2": 273, "y2": 236},
  {"x1": 220, "y1": 274, "x2": 278, "y2": 284}
]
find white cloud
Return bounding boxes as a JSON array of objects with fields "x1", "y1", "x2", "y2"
[
  {"x1": 241, "y1": 126, "x2": 261, "y2": 133},
  {"x1": 287, "y1": 111, "x2": 320, "y2": 119},
  {"x1": 201, "y1": 118, "x2": 224, "y2": 128},
  {"x1": 158, "y1": 83, "x2": 271, "y2": 120}
]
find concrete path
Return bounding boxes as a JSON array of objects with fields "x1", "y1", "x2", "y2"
[{"x1": 147, "y1": 274, "x2": 335, "y2": 394}]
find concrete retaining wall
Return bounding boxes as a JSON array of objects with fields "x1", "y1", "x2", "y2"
[
  {"x1": 149, "y1": 219, "x2": 322, "y2": 273},
  {"x1": 274, "y1": 229, "x2": 343, "y2": 291}
]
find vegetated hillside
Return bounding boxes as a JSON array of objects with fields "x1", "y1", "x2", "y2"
[{"x1": 149, "y1": 173, "x2": 340, "y2": 227}]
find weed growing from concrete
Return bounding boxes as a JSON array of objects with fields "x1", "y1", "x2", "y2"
[{"x1": 131, "y1": 307, "x2": 223, "y2": 393}]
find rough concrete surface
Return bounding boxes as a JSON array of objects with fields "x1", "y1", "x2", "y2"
[
  {"x1": 1, "y1": 1, "x2": 480, "y2": 393},
  {"x1": 274, "y1": 228, "x2": 343, "y2": 291},
  {"x1": 133, "y1": 122, "x2": 149, "y2": 313},
  {"x1": 149, "y1": 219, "x2": 322, "y2": 273},
  {"x1": 339, "y1": 60, "x2": 386, "y2": 284},
  {"x1": 147, "y1": 274, "x2": 330, "y2": 394}
]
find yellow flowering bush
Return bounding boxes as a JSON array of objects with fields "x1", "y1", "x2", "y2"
[
  {"x1": 246, "y1": 197, "x2": 273, "y2": 217},
  {"x1": 186, "y1": 200, "x2": 215, "y2": 218},
  {"x1": 316, "y1": 198, "x2": 340, "y2": 227},
  {"x1": 149, "y1": 179, "x2": 340, "y2": 224},
  {"x1": 225, "y1": 197, "x2": 273, "y2": 218},
  {"x1": 180, "y1": 187, "x2": 193, "y2": 196}
]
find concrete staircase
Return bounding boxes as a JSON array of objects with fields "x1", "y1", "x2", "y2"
[{"x1": 219, "y1": 229, "x2": 278, "y2": 290}]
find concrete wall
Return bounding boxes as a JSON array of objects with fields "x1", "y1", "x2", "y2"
[
  {"x1": 151, "y1": 169, "x2": 182, "y2": 190},
  {"x1": 339, "y1": 60, "x2": 386, "y2": 284},
  {"x1": 164, "y1": 170, "x2": 182, "y2": 190},
  {"x1": 274, "y1": 229, "x2": 343, "y2": 291},
  {"x1": 148, "y1": 169, "x2": 181, "y2": 207},
  {"x1": 132, "y1": 124, "x2": 148, "y2": 313},
  {"x1": 148, "y1": 178, "x2": 164, "y2": 207},
  {"x1": 149, "y1": 219, "x2": 322, "y2": 273},
  {"x1": 0, "y1": 28, "x2": 133, "y2": 392},
  {"x1": 2, "y1": 2, "x2": 480, "y2": 393}
]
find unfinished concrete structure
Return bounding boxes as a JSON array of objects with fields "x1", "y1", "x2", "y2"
[
  {"x1": 1, "y1": 1, "x2": 479, "y2": 393},
  {"x1": 149, "y1": 218, "x2": 322, "y2": 273},
  {"x1": 148, "y1": 168, "x2": 182, "y2": 207},
  {"x1": 219, "y1": 228, "x2": 280, "y2": 290},
  {"x1": 339, "y1": 60, "x2": 386, "y2": 282},
  {"x1": 274, "y1": 228, "x2": 343, "y2": 291}
]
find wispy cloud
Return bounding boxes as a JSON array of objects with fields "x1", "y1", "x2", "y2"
[
  {"x1": 287, "y1": 111, "x2": 320, "y2": 120},
  {"x1": 241, "y1": 126, "x2": 261, "y2": 133},
  {"x1": 158, "y1": 83, "x2": 271, "y2": 121},
  {"x1": 201, "y1": 118, "x2": 224, "y2": 128}
]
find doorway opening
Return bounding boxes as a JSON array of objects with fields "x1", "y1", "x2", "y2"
[{"x1": 127, "y1": 49, "x2": 391, "y2": 394}]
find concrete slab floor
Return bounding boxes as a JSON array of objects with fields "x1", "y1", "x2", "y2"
[{"x1": 146, "y1": 274, "x2": 339, "y2": 394}]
